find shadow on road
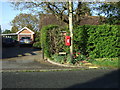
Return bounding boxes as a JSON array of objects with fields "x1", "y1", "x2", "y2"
[
  {"x1": 2, "y1": 46, "x2": 41, "y2": 59},
  {"x1": 65, "y1": 69, "x2": 119, "y2": 88}
]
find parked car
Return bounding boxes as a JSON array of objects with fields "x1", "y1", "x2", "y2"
[
  {"x1": 2, "y1": 37, "x2": 16, "y2": 47},
  {"x1": 19, "y1": 37, "x2": 33, "y2": 46}
]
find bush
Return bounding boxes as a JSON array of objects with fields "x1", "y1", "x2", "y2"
[
  {"x1": 33, "y1": 42, "x2": 41, "y2": 49},
  {"x1": 66, "y1": 54, "x2": 72, "y2": 64},
  {"x1": 52, "y1": 54, "x2": 66, "y2": 64},
  {"x1": 33, "y1": 31, "x2": 41, "y2": 48},
  {"x1": 40, "y1": 25, "x2": 69, "y2": 58},
  {"x1": 41, "y1": 24, "x2": 119, "y2": 65},
  {"x1": 73, "y1": 25, "x2": 89, "y2": 55},
  {"x1": 87, "y1": 25, "x2": 120, "y2": 58},
  {"x1": 74, "y1": 25, "x2": 120, "y2": 58}
]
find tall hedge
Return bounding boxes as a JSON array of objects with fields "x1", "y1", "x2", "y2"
[
  {"x1": 40, "y1": 25, "x2": 58, "y2": 57},
  {"x1": 74, "y1": 25, "x2": 120, "y2": 58},
  {"x1": 40, "y1": 25, "x2": 69, "y2": 58},
  {"x1": 73, "y1": 25, "x2": 89, "y2": 55},
  {"x1": 41, "y1": 24, "x2": 119, "y2": 59}
]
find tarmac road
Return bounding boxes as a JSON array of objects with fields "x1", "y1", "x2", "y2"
[
  {"x1": 1, "y1": 46, "x2": 119, "y2": 88},
  {"x1": 2, "y1": 69, "x2": 119, "y2": 88}
]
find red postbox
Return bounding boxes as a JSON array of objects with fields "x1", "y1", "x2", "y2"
[{"x1": 65, "y1": 36, "x2": 71, "y2": 46}]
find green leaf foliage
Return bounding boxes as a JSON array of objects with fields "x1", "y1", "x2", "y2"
[
  {"x1": 33, "y1": 42, "x2": 41, "y2": 49},
  {"x1": 40, "y1": 24, "x2": 119, "y2": 64},
  {"x1": 74, "y1": 25, "x2": 120, "y2": 58},
  {"x1": 73, "y1": 25, "x2": 89, "y2": 55},
  {"x1": 40, "y1": 25, "x2": 69, "y2": 58}
]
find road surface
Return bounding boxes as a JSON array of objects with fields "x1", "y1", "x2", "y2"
[
  {"x1": 2, "y1": 46, "x2": 75, "y2": 71},
  {"x1": 2, "y1": 69, "x2": 119, "y2": 88},
  {"x1": 1, "y1": 46, "x2": 119, "y2": 88}
]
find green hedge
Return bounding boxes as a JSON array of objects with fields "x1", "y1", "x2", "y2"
[
  {"x1": 40, "y1": 25, "x2": 58, "y2": 57},
  {"x1": 33, "y1": 42, "x2": 41, "y2": 48},
  {"x1": 40, "y1": 25, "x2": 69, "y2": 58},
  {"x1": 41, "y1": 24, "x2": 119, "y2": 59},
  {"x1": 33, "y1": 31, "x2": 41, "y2": 49},
  {"x1": 73, "y1": 25, "x2": 89, "y2": 55},
  {"x1": 74, "y1": 25, "x2": 120, "y2": 58}
]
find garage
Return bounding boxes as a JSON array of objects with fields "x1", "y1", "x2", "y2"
[{"x1": 16, "y1": 27, "x2": 35, "y2": 41}]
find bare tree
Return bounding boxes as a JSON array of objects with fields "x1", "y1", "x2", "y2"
[{"x1": 11, "y1": 2, "x2": 91, "y2": 25}]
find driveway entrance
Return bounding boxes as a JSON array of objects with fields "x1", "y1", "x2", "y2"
[{"x1": 2, "y1": 46, "x2": 72, "y2": 71}]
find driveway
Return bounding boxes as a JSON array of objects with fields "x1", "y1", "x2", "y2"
[{"x1": 1, "y1": 46, "x2": 77, "y2": 71}]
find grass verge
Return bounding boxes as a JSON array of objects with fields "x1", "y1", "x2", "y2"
[{"x1": 91, "y1": 58, "x2": 119, "y2": 69}]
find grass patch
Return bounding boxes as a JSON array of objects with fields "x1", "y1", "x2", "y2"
[
  {"x1": 91, "y1": 58, "x2": 119, "y2": 68},
  {"x1": 51, "y1": 53, "x2": 119, "y2": 69}
]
